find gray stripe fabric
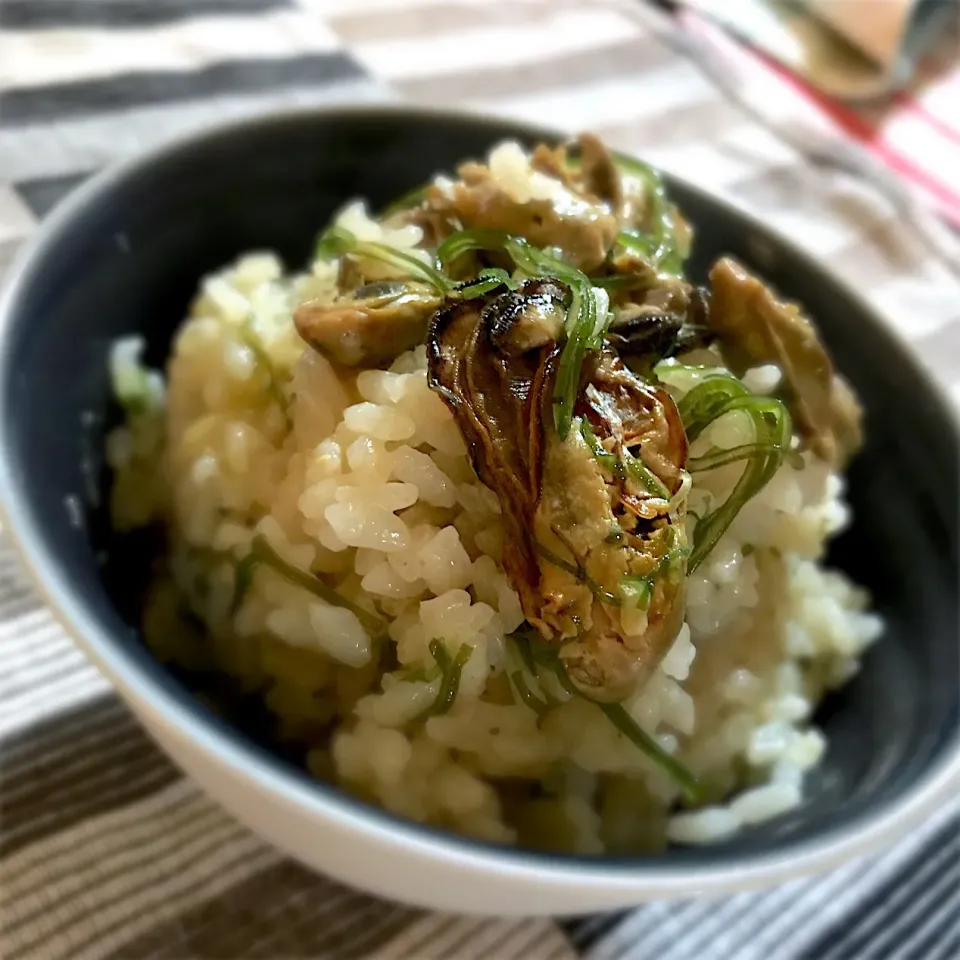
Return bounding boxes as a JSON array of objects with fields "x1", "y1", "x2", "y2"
[
  {"x1": 103, "y1": 862, "x2": 420, "y2": 959},
  {"x1": 10, "y1": 173, "x2": 91, "y2": 217},
  {"x1": 0, "y1": 77, "x2": 394, "y2": 188},
  {"x1": 0, "y1": 695, "x2": 182, "y2": 858},
  {"x1": 1, "y1": 0, "x2": 959, "y2": 957},
  {"x1": 808, "y1": 818, "x2": 959, "y2": 960},
  {"x1": 0, "y1": 53, "x2": 368, "y2": 124},
  {"x1": 571, "y1": 805, "x2": 960, "y2": 960},
  {"x1": 0, "y1": 0, "x2": 297, "y2": 31}
]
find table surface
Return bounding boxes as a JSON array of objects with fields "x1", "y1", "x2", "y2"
[{"x1": 1, "y1": 2, "x2": 958, "y2": 958}]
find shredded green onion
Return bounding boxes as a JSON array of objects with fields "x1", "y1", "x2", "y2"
[
  {"x1": 508, "y1": 628, "x2": 703, "y2": 801},
  {"x1": 566, "y1": 145, "x2": 688, "y2": 276},
  {"x1": 413, "y1": 640, "x2": 473, "y2": 720},
  {"x1": 457, "y1": 267, "x2": 513, "y2": 299},
  {"x1": 113, "y1": 375, "x2": 155, "y2": 417},
  {"x1": 314, "y1": 225, "x2": 454, "y2": 294},
  {"x1": 230, "y1": 534, "x2": 384, "y2": 635},
  {"x1": 560, "y1": 144, "x2": 685, "y2": 274},
  {"x1": 229, "y1": 550, "x2": 260, "y2": 616},
  {"x1": 397, "y1": 664, "x2": 440, "y2": 683},
  {"x1": 616, "y1": 228, "x2": 659, "y2": 261},
  {"x1": 437, "y1": 229, "x2": 608, "y2": 439},
  {"x1": 605, "y1": 526, "x2": 626, "y2": 545},
  {"x1": 597, "y1": 701, "x2": 703, "y2": 801},
  {"x1": 677, "y1": 373, "x2": 750, "y2": 440},
  {"x1": 611, "y1": 152, "x2": 686, "y2": 275},
  {"x1": 478, "y1": 266, "x2": 513, "y2": 283},
  {"x1": 436, "y1": 228, "x2": 512, "y2": 270},
  {"x1": 536, "y1": 543, "x2": 622, "y2": 607},
  {"x1": 580, "y1": 417, "x2": 672, "y2": 501},
  {"x1": 506, "y1": 631, "x2": 562, "y2": 725},
  {"x1": 623, "y1": 450, "x2": 671, "y2": 500},
  {"x1": 619, "y1": 530, "x2": 687, "y2": 610},
  {"x1": 553, "y1": 284, "x2": 599, "y2": 439},
  {"x1": 381, "y1": 183, "x2": 429, "y2": 217},
  {"x1": 579, "y1": 417, "x2": 621, "y2": 477},
  {"x1": 688, "y1": 442, "x2": 783, "y2": 473},
  {"x1": 674, "y1": 374, "x2": 791, "y2": 572},
  {"x1": 510, "y1": 671, "x2": 552, "y2": 718},
  {"x1": 512, "y1": 630, "x2": 540, "y2": 676},
  {"x1": 620, "y1": 575, "x2": 652, "y2": 610},
  {"x1": 110, "y1": 347, "x2": 161, "y2": 419},
  {"x1": 240, "y1": 318, "x2": 290, "y2": 426}
]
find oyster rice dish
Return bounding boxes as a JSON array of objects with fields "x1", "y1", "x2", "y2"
[{"x1": 108, "y1": 134, "x2": 882, "y2": 853}]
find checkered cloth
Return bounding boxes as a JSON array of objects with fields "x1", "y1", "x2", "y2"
[{"x1": 1, "y1": 2, "x2": 958, "y2": 958}]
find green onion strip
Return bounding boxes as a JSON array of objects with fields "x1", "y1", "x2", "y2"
[
  {"x1": 230, "y1": 534, "x2": 384, "y2": 635},
  {"x1": 507, "y1": 629, "x2": 703, "y2": 802},
  {"x1": 239, "y1": 318, "x2": 291, "y2": 427},
  {"x1": 611, "y1": 152, "x2": 686, "y2": 275},
  {"x1": 437, "y1": 229, "x2": 609, "y2": 439},
  {"x1": 315, "y1": 225, "x2": 454, "y2": 294},
  {"x1": 674, "y1": 372, "x2": 791, "y2": 572},
  {"x1": 412, "y1": 640, "x2": 473, "y2": 721}
]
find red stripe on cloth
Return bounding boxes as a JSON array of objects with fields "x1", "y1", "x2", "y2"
[
  {"x1": 755, "y1": 52, "x2": 960, "y2": 214},
  {"x1": 677, "y1": 10, "x2": 960, "y2": 226},
  {"x1": 724, "y1": 33, "x2": 960, "y2": 223},
  {"x1": 893, "y1": 92, "x2": 960, "y2": 148}
]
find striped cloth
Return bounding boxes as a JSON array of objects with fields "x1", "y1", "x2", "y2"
[
  {"x1": 674, "y1": 3, "x2": 960, "y2": 231},
  {"x1": 1, "y1": 1, "x2": 958, "y2": 958}
]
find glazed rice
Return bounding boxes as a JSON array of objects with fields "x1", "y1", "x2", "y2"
[{"x1": 108, "y1": 165, "x2": 882, "y2": 854}]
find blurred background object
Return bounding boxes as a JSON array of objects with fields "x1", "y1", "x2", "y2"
[
  {"x1": 671, "y1": 0, "x2": 957, "y2": 101},
  {"x1": 0, "y1": 2, "x2": 958, "y2": 959},
  {"x1": 651, "y1": 0, "x2": 960, "y2": 262}
]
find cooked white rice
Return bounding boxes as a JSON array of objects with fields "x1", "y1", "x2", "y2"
[{"x1": 108, "y1": 196, "x2": 881, "y2": 854}]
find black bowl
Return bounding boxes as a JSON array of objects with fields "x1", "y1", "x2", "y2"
[{"x1": 0, "y1": 106, "x2": 957, "y2": 913}]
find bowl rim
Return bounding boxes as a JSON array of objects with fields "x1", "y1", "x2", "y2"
[{"x1": 1, "y1": 101, "x2": 958, "y2": 898}]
